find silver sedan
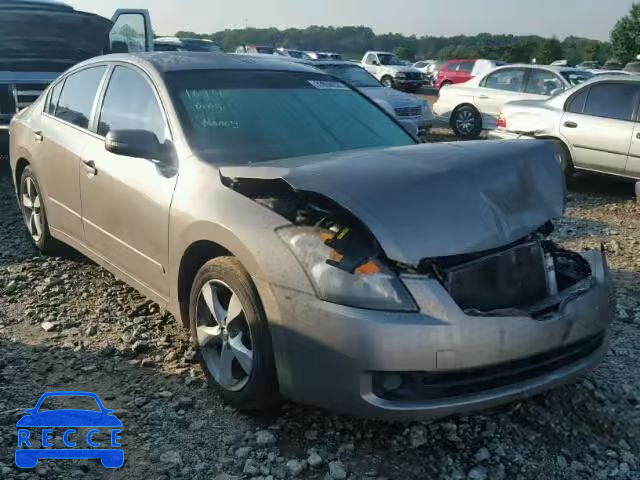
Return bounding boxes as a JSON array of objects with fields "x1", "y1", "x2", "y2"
[{"x1": 490, "y1": 75, "x2": 640, "y2": 181}]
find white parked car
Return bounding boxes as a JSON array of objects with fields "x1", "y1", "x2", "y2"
[
  {"x1": 433, "y1": 64, "x2": 593, "y2": 138},
  {"x1": 276, "y1": 48, "x2": 310, "y2": 59},
  {"x1": 361, "y1": 51, "x2": 424, "y2": 92},
  {"x1": 489, "y1": 75, "x2": 640, "y2": 182}
]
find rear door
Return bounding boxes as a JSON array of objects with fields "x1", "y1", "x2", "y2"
[
  {"x1": 561, "y1": 82, "x2": 640, "y2": 175},
  {"x1": 108, "y1": 10, "x2": 154, "y2": 53},
  {"x1": 474, "y1": 68, "x2": 527, "y2": 127},
  {"x1": 37, "y1": 65, "x2": 109, "y2": 242}
]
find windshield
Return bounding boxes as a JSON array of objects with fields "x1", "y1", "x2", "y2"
[
  {"x1": 561, "y1": 70, "x2": 594, "y2": 86},
  {"x1": 287, "y1": 50, "x2": 305, "y2": 58},
  {"x1": 316, "y1": 65, "x2": 381, "y2": 88},
  {"x1": 327, "y1": 53, "x2": 344, "y2": 60},
  {"x1": 625, "y1": 63, "x2": 640, "y2": 72},
  {"x1": 168, "y1": 70, "x2": 414, "y2": 165},
  {"x1": 378, "y1": 54, "x2": 403, "y2": 66}
]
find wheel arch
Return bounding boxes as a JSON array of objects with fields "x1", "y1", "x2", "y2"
[
  {"x1": 535, "y1": 135, "x2": 575, "y2": 170},
  {"x1": 176, "y1": 239, "x2": 234, "y2": 328},
  {"x1": 14, "y1": 157, "x2": 30, "y2": 190}
]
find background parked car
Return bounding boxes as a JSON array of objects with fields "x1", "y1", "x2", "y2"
[
  {"x1": 276, "y1": 48, "x2": 310, "y2": 59},
  {"x1": 413, "y1": 60, "x2": 442, "y2": 86},
  {"x1": 602, "y1": 60, "x2": 624, "y2": 70},
  {"x1": 433, "y1": 64, "x2": 593, "y2": 138},
  {"x1": 305, "y1": 60, "x2": 433, "y2": 140},
  {"x1": 305, "y1": 51, "x2": 329, "y2": 60},
  {"x1": 154, "y1": 37, "x2": 221, "y2": 52},
  {"x1": 624, "y1": 62, "x2": 640, "y2": 73},
  {"x1": 490, "y1": 75, "x2": 640, "y2": 182},
  {"x1": 434, "y1": 59, "x2": 505, "y2": 90},
  {"x1": 235, "y1": 45, "x2": 277, "y2": 55},
  {"x1": 576, "y1": 61, "x2": 601, "y2": 70},
  {"x1": 361, "y1": 51, "x2": 424, "y2": 92}
]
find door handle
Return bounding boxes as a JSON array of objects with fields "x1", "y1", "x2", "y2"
[
  {"x1": 82, "y1": 160, "x2": 97, "y2": 176},
  {"x1": 478, "y1": 94, "x2": 489, "y2": 99},
  {"x1": 34, "y1": 131, "x2": 43, "y2": 143},
  {"x1": 564, "y1": 121, "x2": 578, "y2": 128}
]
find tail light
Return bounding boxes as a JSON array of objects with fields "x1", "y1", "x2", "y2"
[{"x1": 497, "y1": 113, "x2": 507, "y2": 129}]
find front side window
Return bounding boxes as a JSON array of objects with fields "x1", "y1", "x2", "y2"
[
  {"x1": 317, "y1": 65, "x2": 381, "y2": 88},
  {"x1": 55, "y1": 66, "x2": 107, "y2": 129},
  {"x1": 97, "y1": 66, "x2": 167, "y2": 142},
  {"x1": 365, "y1": 54, "x2": 377, "y2": 65},
  {"x1": 582, "y1": 83, "x2": 640, "y2": 121},
  {"x1": 377, "y1": 54, "x2": 403, "y2": 66},
  {"x1": 167, "y1": 70, "x2": 414, "y2": 165},
  {"x1": 483, "y1": 69, "x2": 525, "y2": 92},
  {"x1": 525, "y1": 70, "x2": 564, "y2": 96},
  {"x1": 109, "y1": 13, "x2": 147, "y2": 53}
]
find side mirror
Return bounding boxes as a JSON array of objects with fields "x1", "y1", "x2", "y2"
[
  {"x1": 373, "y1": 60, "x2": 380, "y2": 66},
  {"x1": 105, "y1": 130, "x2": 162, "y2": 160}
]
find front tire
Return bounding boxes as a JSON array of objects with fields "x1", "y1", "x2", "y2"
[
  {"x1": 189, "y1": 257, "x2": 279, "y2": 410},
  {"x1": 19, "y1": 166, "x2": 58, "y2": 253},
  {"x1": 381, "y1": 76, "x2": 394, "y2": 88},
  {"x1": 451, "y1": 105, "x2": 482, "y2": 139}
]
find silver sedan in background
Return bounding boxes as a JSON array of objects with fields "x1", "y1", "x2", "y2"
[{"x1": 490, "y1": 75, "x2": 640, "y2": 182}]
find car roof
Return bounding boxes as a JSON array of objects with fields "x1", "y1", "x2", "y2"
[
  {"x1": 484, "y1": 64, "x2": 587, "y2": 73},
  {"x1": 75, "y1": 52, "x2": 322, "y2": 75}
]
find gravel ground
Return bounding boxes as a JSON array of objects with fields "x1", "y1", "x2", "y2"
[{"x1": 0, "y1": 153, "x2": 639, "y2": 480}]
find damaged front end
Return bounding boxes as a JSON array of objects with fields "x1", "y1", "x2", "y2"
[
  {"x1": 418, "y1": 232, "x2": 600, "y2": 320},
  {"x1": 221, "y1": 171, "x2": 603, "y2": 320}
]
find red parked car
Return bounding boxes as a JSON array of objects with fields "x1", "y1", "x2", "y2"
[{"x1": 435, "y1": 59, "x2": 505, "y2": 90}]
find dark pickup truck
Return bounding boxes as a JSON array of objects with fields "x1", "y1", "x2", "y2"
[{"x1": 0, "y1": 0, "x2": 153, "y2": 145}]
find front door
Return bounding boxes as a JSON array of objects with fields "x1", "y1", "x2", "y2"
[
  {"x1": 79, "y1": 65, "x2": 177, "y2": 299},
  {"x1": 108, "y1": 9, "x2": 154, "y2": 53},
  {"x1": 560, "y1": 82, "x2": 639, "y2": 174}
]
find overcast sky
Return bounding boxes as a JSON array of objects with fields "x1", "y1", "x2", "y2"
[{"x1": 69, "y1": 0, "x2": 634, "y2": 41}]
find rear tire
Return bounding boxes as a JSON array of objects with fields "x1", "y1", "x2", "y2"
[
  {"x1": 189, "y1": 256, "x2": 279, "y2": 410},
  {"x1": 550, "y1": 139, "x2": 575, "y2": 186},
  {"x1": 19, "y1": 166, "x2": 60, "y2": 254},
  {"x1": 451, "y1": 105, "x2": 482, "y2": 139}
]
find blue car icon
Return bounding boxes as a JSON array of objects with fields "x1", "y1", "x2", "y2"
[{"x1": 15, "y1": 391, "x2": 123, "y2": 469}]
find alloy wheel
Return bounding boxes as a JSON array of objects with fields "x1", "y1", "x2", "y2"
[
  {"x1": 455, "y1": 110, "x2": 476, "y2": 136},
  {"x1": 195, "y1": 280, "x2": 254, "y2": 391},
  {"x1": 21, "y1": 176, "x2": 44, "y2": 242}
]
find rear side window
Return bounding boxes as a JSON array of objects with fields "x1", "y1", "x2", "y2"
[
  {"x1": 55, "y1": 66, "x2": 107, "y2": 129},
  {"x1": 566, "y1": 89, "x2": 588, "y2": 114},
  {"x1": 458, "y1": 62, "x2": 474, "y2": 73},
  {"x1": 45, "y1": 80, "x2": 64, "y2": 115},
  {"x1": 97, "y1": 66, "x2": 168, "y2": 142},
  {"x1": 583, "y1": 83, "x2": 640, "y2": 121},
  {"x1": 483, "y1": 68, "x2": 526, "y2": 92}
]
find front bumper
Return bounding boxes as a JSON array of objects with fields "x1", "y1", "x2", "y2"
[
  {"x1": 267, "y1": 250, "x2": 614, "y2": 420},
  {"x1": 394, "y1": 79, "x2": 423, "y2": 90}
]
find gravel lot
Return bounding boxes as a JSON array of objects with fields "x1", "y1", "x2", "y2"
[{"x1": 0, "y1": 151, "x2": 639, "y2": 480}]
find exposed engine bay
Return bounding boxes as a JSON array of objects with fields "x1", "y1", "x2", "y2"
[{"x1": 222, "y1": 174, "x2": 594, "y2": 319}]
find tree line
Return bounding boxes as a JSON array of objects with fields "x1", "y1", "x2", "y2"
[{"x1": 175, "y1": 4, "x2": 640, "y2": 65}]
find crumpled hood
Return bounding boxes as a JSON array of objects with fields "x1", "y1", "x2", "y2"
[
  {"x1": 358, "y1": 86, "x2": 421, "y2": 109},
  {"x1": 0, "y1": 5, "x2": 112, "y2": 71},
  {"x1": 220, "y1": 140, "x2": 565, "y2": 265}
]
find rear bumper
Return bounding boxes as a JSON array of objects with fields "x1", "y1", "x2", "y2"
[
  {"x1": 266, "y1": 250, "x2": 614, "y2": 420},
  {"x1": 488, "y1": 129, "x2": 528, "y2": 141}
]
